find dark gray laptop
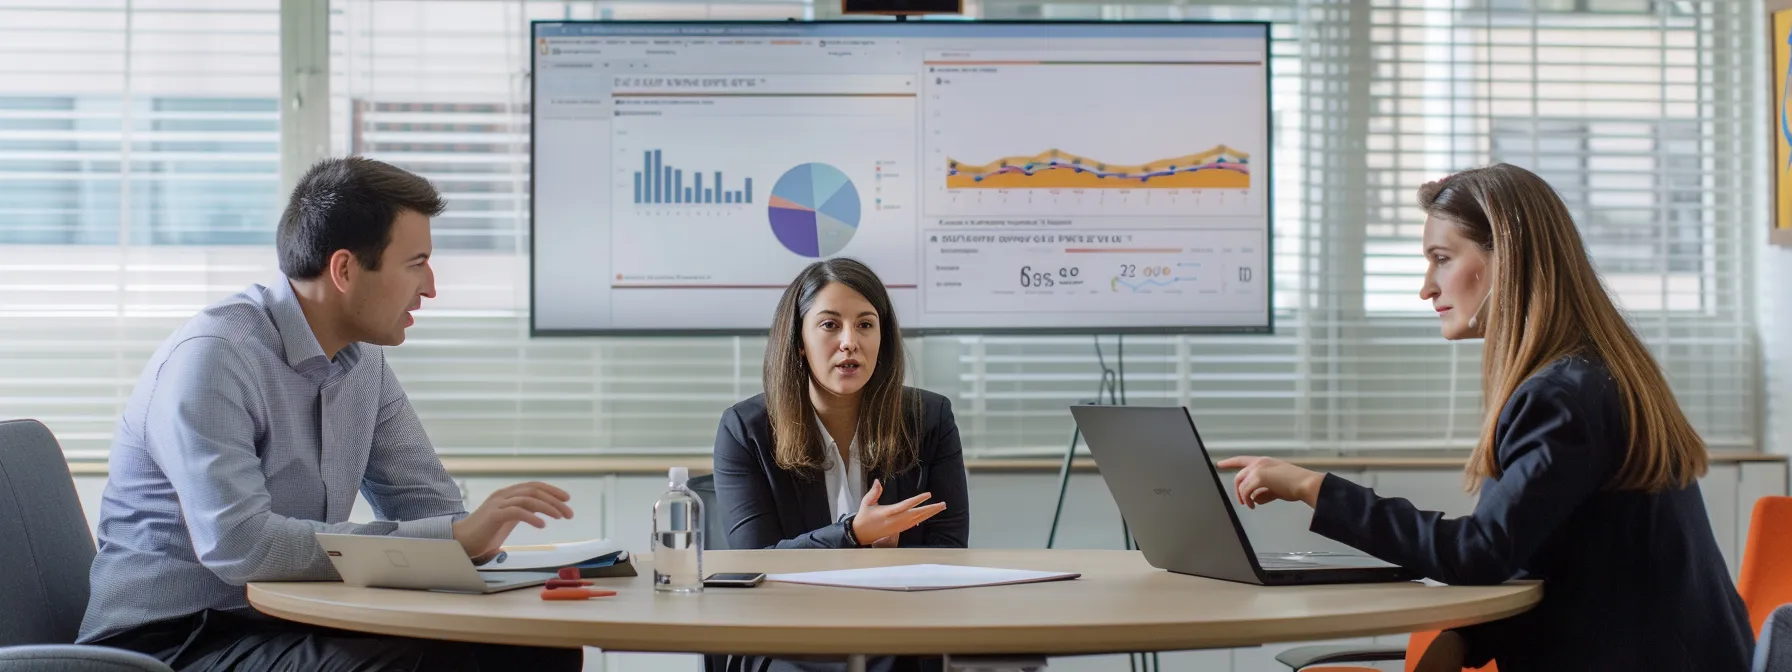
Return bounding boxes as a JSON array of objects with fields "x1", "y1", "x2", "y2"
[{"x1": 1071, "y1": 405, "x2": 1420, "y2": 586}]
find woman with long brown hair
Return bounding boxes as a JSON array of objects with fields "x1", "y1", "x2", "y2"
[
  {"x1": 1219, "y1": 164, "x2": 1752, "y2": 670},
  {"x1": 713, "y1": 257, "x2": 968, "y2": 553}
]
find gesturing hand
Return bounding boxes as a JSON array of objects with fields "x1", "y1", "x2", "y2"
[
  {"x1": 452, "y1": 481, "x2": 574, "y2": 561},
  {"x1": 1214, "y1": 457, "x2": 1325, "y2": 509},
  {"x1": 850, "y1": 479, "x2": 945, "y2": 546}
]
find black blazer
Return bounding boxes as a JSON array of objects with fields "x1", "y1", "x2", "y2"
[
  {"x1": 712, "y1": 388, "x2": 970, "y2": 550},
  {"x1": 1310, "y1": 356, "x2": 1753, "y2": 671}
]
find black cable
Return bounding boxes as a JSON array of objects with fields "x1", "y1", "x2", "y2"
[
  {"x1": 1090, "y1": 336, "x2": 1148, "y2": 672},
  {"x1": 1114, "y1": 336, "x2": 1146, "y2": 672},
  {"x1": 1117, "y1": 334, "x2": 1126, "y2": 404},
  {"x1": 1050, "y1": 338, "x2": 1124, "y2": 548},
  {"x1": 1044, "y1": 426, "x2": 1080, "y2": 550},
  {"x1": 1093, "y1": 336, "x2": 1119, "y2": 405}
]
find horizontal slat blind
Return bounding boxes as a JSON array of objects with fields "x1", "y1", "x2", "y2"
[
  {"x1": 1351, "y1": 0, "x2": 1753, "y2": 452},
  {"x1": 0, "y1": 0, "x2": 1760, "y2": 460},
  {"x1": 0, "y1": 0, "x2": 281, "y2": 458}
]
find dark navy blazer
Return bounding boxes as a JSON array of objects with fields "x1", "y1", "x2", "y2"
[
  {"x1": 1311, "y1": 356, "x2": 1754, "y2": 671},
  {"x1": 712, "y1": 388, "x2": 969, "y2": 551}
]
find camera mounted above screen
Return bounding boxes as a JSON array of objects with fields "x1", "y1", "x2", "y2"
[{"x1": 841, "y1": 0, "x2": 964, "y2": 17}]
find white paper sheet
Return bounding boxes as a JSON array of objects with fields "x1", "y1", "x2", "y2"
[
  {"x1": 483, "y1": 538, "x2": 624, "y2": 571},
  {"x1": 766, "y1": 564, "x2": 1080, "y2": 591}
]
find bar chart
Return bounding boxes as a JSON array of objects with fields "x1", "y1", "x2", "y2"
[
  {"x1": 630, "y1": 149, "x2": 754, "y2": 205},
  {"x1": 606, "y1": 93, "x2": 918, "y2": 296}
]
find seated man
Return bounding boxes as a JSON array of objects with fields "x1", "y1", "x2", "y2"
[{"x1": 77, "y1": 157, "x2": 583, "y2": 672}]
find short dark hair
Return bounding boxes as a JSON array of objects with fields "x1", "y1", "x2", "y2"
[{"x1": 278, "y1": 157, "x2": 445, "y2": 280}]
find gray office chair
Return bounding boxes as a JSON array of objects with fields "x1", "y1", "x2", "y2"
[
  {"x1": 685, "y1": 472, "x2": 729, "y2": 551},
  {"x1": 1277, "y1": 631, "x2": 1465, "y2": 672},
  {"x1": 1759, "y1": 603, "x2": 1792, "y2": 672},
  {"x1": 686, "y1": 472, "x2": 750, "y2": 672},
  {"x1": 0, "y1": 419, "x2": 174, "y2": 672}
]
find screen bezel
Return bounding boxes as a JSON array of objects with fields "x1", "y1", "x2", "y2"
[{"x1": 528, "y1": 20, "x2": 1275, "y2": 337}]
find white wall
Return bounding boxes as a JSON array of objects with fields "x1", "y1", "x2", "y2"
[
  {"x1": 69, "y1": 463, "x2": 1786, "y2": 672},
  {"x1": 1759, "y1": 243, "x2": 1792, "y2": 468}
]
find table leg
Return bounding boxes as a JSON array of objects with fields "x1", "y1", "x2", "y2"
[{"x1": 846, "y1": 655, "x2": 867, "y2": 672}]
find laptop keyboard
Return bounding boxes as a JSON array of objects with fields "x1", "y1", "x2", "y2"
[
  {"x1": 1257, "y1": 558, "x2": 1320, "y2": 570},
  {"x1": 1257, "y1": 551, "x2": 1402, "y2": 571},
  {"x1": 1257, "y1": 552, "x2": 1339, "y2": 569}
]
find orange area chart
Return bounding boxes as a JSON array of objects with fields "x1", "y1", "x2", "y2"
[{"x1": 946, "y1": 146, "x2": 1249, "y2": 190}]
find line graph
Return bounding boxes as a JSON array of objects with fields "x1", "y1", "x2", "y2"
[
  {"x1": 947, "y1": 146, "x2": 1249, "y2": 190},
  {"x1": 1113, "y1": 277, "x2": 1194, "y2": 291},
  {"x1": 1109, "y1": 261, "x2": 1204, "y2": 293},
  {"x1": 922, "y1": 61, "x2": 1266, "y2": 217}
]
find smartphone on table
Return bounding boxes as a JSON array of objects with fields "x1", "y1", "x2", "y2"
[{"x1": 703, "y1": 572, "x2": 766, "y2": 588}]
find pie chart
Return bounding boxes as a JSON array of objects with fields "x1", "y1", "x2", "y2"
[{"x1": 768, "y1": 163, "x2": 860, "y2": 258}]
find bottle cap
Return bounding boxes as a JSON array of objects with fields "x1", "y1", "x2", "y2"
[{"x1": 669, "y1": 466, "x2": 689, "y2": 488}]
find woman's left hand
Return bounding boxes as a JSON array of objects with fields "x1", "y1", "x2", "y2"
[
  {"x1": 871, "y1": 535, "x2": 898, "y2": 548},
  {"x1": 1214, "y1": 456, "x2": 1326, "y2": 509}
]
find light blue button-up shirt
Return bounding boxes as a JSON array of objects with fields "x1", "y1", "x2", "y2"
[{"x1": 78, "y1": 278, "x2": 467, "y2": 643}]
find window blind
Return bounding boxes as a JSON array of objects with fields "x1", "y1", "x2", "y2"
[
  {"x1": 1348, "y1": 0, "x2": 1754, "y2": 451},
  {"x1": 0, "y1": 0, "x2": 1760, "y2": 461},
  {"x1": 0, "y1": 0, "x2": 281, "y2": 458}
]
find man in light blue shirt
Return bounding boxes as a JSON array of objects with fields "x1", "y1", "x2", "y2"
[{"x1": 78, "y1": 157, "x2": 582, "y2": 671}]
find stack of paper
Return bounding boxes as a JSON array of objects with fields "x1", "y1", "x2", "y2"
[{"x1": 766, "y1": 564, "x2": 1079, "y2": 592}]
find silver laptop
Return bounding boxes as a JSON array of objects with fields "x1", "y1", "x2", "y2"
[
  {"x1": 1070, "y1": 405, "x2": 1420, "y2": 586},
  {"x1": 316, "y1": 533, "x2": 556, "y2": 594}
]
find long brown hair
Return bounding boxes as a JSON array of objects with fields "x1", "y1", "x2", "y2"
[
  {"x1": 763, "y1": 258, "x2": 915, "y2": 480},
  {"x1": 1418, "y1": 164, "x2": 1706, "y2": 493}
]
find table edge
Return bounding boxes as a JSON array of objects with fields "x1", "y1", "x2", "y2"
[{"x1": 246, "y1": 581, "x2": 1542, "y2": 655}]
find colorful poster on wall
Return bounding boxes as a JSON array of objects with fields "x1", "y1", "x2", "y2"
[{"x1": 1775, "y1": 5, "x2": 1792, "y2": 245}]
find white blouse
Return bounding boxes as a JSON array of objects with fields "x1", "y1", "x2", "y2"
[{"x1": 815, "y1": 413, "x2": 865, "y2": 525}]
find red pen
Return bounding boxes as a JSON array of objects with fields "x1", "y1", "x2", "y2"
[{"x1": 540, "y1": 588, "x2": 617, "y2": 601}]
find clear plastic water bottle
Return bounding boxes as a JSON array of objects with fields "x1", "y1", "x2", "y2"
[{"x1": 651, "y1": 467, "x2": 703, "y2": 593}]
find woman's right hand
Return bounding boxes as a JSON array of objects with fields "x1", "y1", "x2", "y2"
[
  {"x1": 850, "y1": 479, "x2": 945, "y2": 545},
  {"x1": 1214, "y1": 456, "x2": 1325, "y2": 509}
]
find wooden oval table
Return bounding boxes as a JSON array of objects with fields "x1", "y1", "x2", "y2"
[{"x1": 249, "y1": 549, "x2": 1539, "y2": 666}]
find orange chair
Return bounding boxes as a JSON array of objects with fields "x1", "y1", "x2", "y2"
[
  {"x1": 1741, "y1": 496, "x2": 1792, "y2": 636},
  {"x1": 1277, "y1": 630, "x2": 1495, "y2": 672}
]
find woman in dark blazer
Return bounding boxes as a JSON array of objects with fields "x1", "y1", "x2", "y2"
[
  {"x1": 1220, "y1": 164, "x2": 1753, "y2": 671},
  {"x1": 711, "y1": 258, "x2": 967, "y2": 672},
  {"x1": 713, "y1": 257, "x2": 969, "y2": 551}
]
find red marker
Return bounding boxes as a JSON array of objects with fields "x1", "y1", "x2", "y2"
[
  {"x1": 557, "y1": 567, "x2": 582, "y2": 580},
  {"x1": 546, "y1": 578, "x2": 594, "y2": 589},
  {"x1": 540, "y1": 588, "x2": 617, "y2": 601}
]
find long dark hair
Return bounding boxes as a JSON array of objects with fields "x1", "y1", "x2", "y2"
[
  {"x1": 763, "y1": 258, "x2": 915, "y2": 480},
  {"x1": 1418, "y1": 164, "x2": 1706, "y2": 493}
]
